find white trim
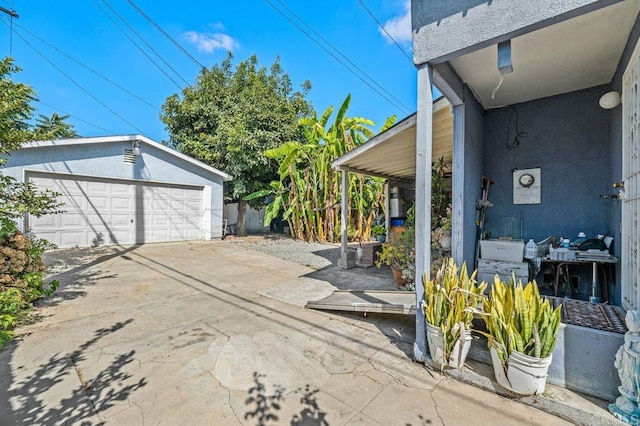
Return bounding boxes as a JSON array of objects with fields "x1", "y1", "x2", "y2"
[
  {"x1": 21, "y1": 135, "x2": 233, "y2": 182},
  {"x1": 332, "y1": 114, "x2": 416, "y2": 170},
  {"x1": 202, "y1": 186, "x2": 212, "y2": 240},
  {"x1": 621, "y1": 37, "x2": 640, "y2": 310},
  {"x1": 23, "y1": 169, "x2": 206, "y2": 190},
  {"x1": 331, "y1": 97, "x2": 450, "y2": 171}
]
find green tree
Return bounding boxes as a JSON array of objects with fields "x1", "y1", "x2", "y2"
[
  {"x1": 161, "y1": 53, "x2": 311, "y2": 236},
  {"x1": 32, "y1": 113, "x2": 78, "y2": 140},
  {"x1": 0, "y1": 58, "x2": 35, "y2": 151},
  {"x1": 0, "y1": 58, "x2": 62, "y2": 221},
  {"x1": 0, "y1": 58, "x2": 61, "y2": 348}
]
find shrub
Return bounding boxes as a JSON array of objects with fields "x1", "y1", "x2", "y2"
[{"x1": 0, "y1": 221, "x2": 58, "y2": 348}]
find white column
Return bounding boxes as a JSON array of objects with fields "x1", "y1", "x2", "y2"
[
  {"x1": 384, "y1": 180, "x2": 390, "y2": 240},
  {"x1": 339, "y1": 169, "x2": 354, "y2": 269},
  {"x1": 341, "y1": 169, "x2": 348, "y2": 254},
  {"x1": 414, "y1": 64, "x2": 433, "y2": 362},
  {"x1": 452, "y1": 104, "x2": 465, "y2": 265}
]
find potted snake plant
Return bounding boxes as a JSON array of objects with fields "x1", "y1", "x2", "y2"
[
  {"x1": 481, "y1": 275, "x2": 562, "y2": 395},
  {"x1": 422, "y1": 258, "x2": 487, "y2": 369}
]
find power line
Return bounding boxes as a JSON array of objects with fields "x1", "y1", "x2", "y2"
[
  {"x1": 263, "y1": 0, "x2": 412, "y2": 115},
  {"x1": 125, "y1": 0, "x2": 205, "y2": 69},
  {"x1": 357, "y1": 0, "x2": 414, "y2": 65},
  {"x1": 13, "y1": 30, "x2": 147, "y2": 134},
  {"x1": 35, "y1": 100, "x2": 117, "y2": 135},
  {"x1": 97, "y1": 0, "x2": 189, "y2": 86},
  {"x1": 91, "y1": 0, "x2": 184, "y2": 90},
  {"x1": 8, "y1": 21, "x2": 159, "y2": 111},
  {"x1": 271, "y1": 0, "x2": 411, "y2": 113},
  {"x1": 0, "y1": 4, "x2": 17, "y2": 55}
]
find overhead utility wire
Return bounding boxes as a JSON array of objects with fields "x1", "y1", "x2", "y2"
[
  {"x1": 35, "y1": 100, "x2": 117, "y2": 135},
  {"x1": 91, "y1": 0, "x2": 183, "y2": 90},
  {"x1": 264, "y1": 0, "x2": 411, "y2": 115},
  {"x1": 12, "y1": 30, "x2": 147, "y2": 134},
  {"x1": 357, "y1": 0, "x2": 414, "y2": 65},
  {"x1": 271, "y1": 0, "x2": 411, "y2": 114},
  {"x1": 98, "y1": 0, "x2": 189, "y2": 86},
  {"x1": 11, "y1": 22, "x2": 159, "y2": 111},
  {"x1": 125, "y1": 0, "x2": 205, "y2": 69}
]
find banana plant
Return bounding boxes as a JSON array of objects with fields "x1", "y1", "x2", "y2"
[{"x1": 247, "y1": 95, "x2": 395, "y2": 242}]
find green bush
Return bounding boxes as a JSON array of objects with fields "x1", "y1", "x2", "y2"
[{"x1": 0, "y1": 221, "x2": 58, "y2": 348}]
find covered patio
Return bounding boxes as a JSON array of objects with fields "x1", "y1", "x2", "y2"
[
  {"x1": 332, "y1": 96, "x2": 453, "y2": 269},
  {"x1": 406, "y1": 0, "x2": 639, "y2": 401}
]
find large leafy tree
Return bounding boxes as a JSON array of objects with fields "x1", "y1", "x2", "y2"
[
  {"x1": 0, "y1": 58, "x2": 62, "y2": 348},
  {"x1": 161, "y1": 53, "x2": 312, "y2": 236},
  {"x1": 0, "y1": 58, "x2": 62, "y2": 221}
]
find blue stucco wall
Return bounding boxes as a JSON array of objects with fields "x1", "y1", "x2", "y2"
[
  {"x1": 482, "y1": 86, "x2": 613, "y2": 244},
  {"x1": 2, "y1": 139, "x2": 225, "y2": 239},
  {"x1": 462, "y1": 87, "x2": 485, "y2": 266}
]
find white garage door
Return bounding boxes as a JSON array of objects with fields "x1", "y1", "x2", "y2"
[{"x1": 27, "y1": 173, "x2": 204, "y2": 248}]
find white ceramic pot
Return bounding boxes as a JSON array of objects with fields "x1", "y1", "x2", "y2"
[
  {"x1": 426, "y1": 322, "x2": 472, "y2": 369},
  {"x1": 490, "y1": 347, "x2": 552, "y2": 395},
  {"x1": 439, "y1": 234, "x2": 452, "y2": 250}
]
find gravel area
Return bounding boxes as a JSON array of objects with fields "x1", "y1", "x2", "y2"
[{"x1": 222, "y1": 234, "x2": 341, "y2": 270}]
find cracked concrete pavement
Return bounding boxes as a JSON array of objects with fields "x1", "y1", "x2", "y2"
[{"x1": 0, "y1": 240, "x2": 572, "y2": 425}]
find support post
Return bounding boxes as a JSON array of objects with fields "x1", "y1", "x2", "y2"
[
  {"x1": 339, "y1": 169, "x2": 355, "y2": 269},
  {"x1": 414, "y1": 64, "x2": 434, "y2": 362},
  {"x1": 384, "y1": 180, "x2": 390, "y2": 240},
  {"x1": 452, "y1": 104, "x2": 465, "y2": 265}
]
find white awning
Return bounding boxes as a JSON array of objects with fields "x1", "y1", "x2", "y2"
[{"x1": 331, "y1": 97, "x2": 453, "y2": 180}]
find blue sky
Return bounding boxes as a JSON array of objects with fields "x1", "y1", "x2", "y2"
[{"x1": 0, "y1": 0, "x2": 417, "y2": 142}]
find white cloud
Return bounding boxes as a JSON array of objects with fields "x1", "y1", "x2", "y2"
[
  {"x1": 380, "y1": 0, "x2": 412, "y2": 45},
  {"x1": 184, "y1": 30, "x2": 239, "y2": 53}
]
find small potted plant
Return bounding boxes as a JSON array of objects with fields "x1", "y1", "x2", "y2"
[
  {"x1": 371, "y1": 225, "x2": 386, "y2": 243},
  {"x1": 422, "y1": 258, "x2": 487, "y2": 369},
  {"x1": 481, "y1": 276, "x2": 562, "y2": 395},
  {"x1": 437, "y1": 204, "x2": 452, "y2": 250},
  {"x1": 376, "y1": 229, "x2": 414, "y2": 287}
]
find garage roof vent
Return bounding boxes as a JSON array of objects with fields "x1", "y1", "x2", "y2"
[{"x1": 123, "y1": 149, "x2": 136, "y2": 164}]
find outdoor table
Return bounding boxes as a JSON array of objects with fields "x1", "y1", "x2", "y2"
[{"x1": 541, "y1": 254, "x2": 619, "y2": 303}]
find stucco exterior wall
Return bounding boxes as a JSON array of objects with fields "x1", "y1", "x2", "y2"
[
  {"x1": 482, "y1": 86, "x2": 612, "y2": 244},
  {"x1": 412, "y1": 0, "x2": 618, "y2": 65},
  {"x1": 3, "y1": 140, "x2": 225, "y2": 239}
]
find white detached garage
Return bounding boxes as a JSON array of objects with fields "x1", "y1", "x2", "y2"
[{"x1": 4, "y1": 135, "x2": 231, "y2": 248}]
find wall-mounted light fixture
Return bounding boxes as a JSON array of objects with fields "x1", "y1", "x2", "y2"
[
  {"x1": 132, "y1": 140, "x2": 141, "y2": 156},
  {"x1": 599, "y1": 91, "x2": 621, "y2": 109}
]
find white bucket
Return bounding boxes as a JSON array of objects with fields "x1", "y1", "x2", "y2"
[
  {"x1": 426, "y1": 323, "x2": 472, "y2": 369},
  {"x1": 490, "y1": 347, "x2": 552, "y2": 395}
]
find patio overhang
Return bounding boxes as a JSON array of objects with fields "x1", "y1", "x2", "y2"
[{"x1": 331, "y1": 96, "x2": 452, "y2": 181}]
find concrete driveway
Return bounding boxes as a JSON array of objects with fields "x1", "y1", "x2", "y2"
[{"x1": 0, "y1": 241, "x2": 569, "y2": 425}]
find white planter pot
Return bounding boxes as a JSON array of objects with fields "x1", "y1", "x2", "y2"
[
  {"x1": 490, "y1": 347, "x2": 552, "y2": 395},
  {"x1": 439, "y1": 234, "x2": 452, "y2": 250},
  {"x1": 426, "y1": 322, "x2": 472, "y2": 369}
]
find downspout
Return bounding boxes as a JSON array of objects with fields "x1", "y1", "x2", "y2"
[{"x1": 414, "y1": 64, "x2": 434, "y2": 362}]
